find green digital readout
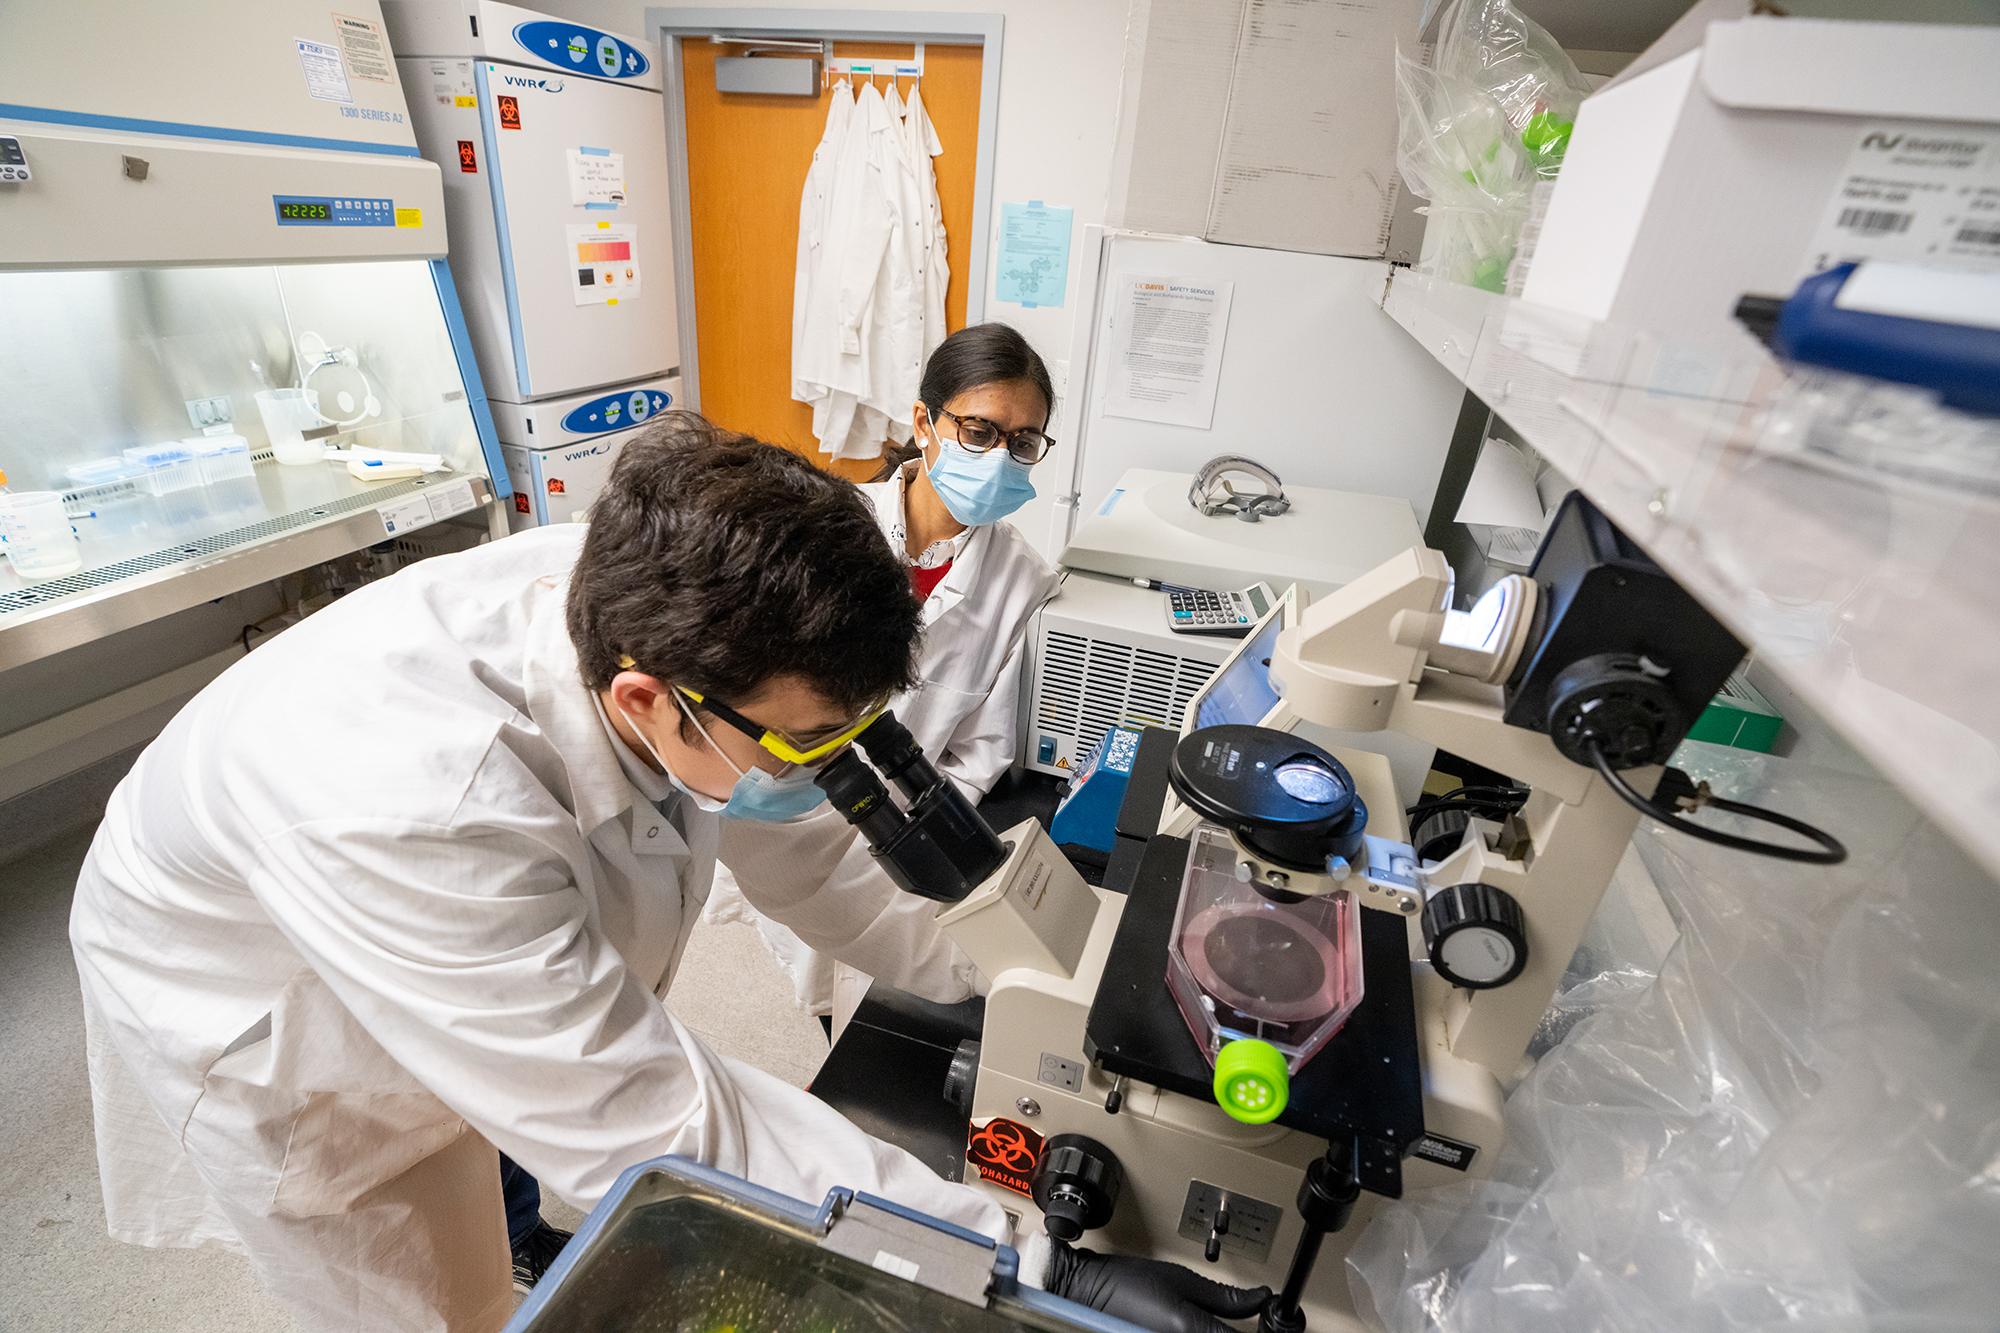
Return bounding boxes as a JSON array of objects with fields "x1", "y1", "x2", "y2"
[{"x1": 278, "y1": 202, "x2": 331, "y2": 221}]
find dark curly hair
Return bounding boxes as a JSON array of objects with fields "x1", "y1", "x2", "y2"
[{"x1": 566, "y1": 410, "x2": 920, "y2": 719}]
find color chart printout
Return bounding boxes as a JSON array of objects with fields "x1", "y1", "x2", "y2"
[{"x1": 566, "y1": 223, "x2": 642, "y2": 305}]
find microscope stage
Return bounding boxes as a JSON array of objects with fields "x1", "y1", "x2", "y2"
[{"x1": 1083, "y1": 830, "x2": 1425, "y2": 1196}]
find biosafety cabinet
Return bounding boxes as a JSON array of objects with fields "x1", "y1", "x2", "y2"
[
  {"x1": 384, "y1": 1, "x2": 681, "y2": 530},
  {"x1": 0, "y1": 0, "x2": 510, "y2": 672}
]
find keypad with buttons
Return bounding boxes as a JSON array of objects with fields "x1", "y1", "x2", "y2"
[{"x1": 1167, "y1": 586, "x2": 1256, "y2": 638}]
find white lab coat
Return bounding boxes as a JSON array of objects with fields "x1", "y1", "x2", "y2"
[
  {"x1": 850, "y1": 84, "x2": 931, "y2": 447},
  {"x1": 793, "y1": 81, "x2": 941, "y2": 460},
  {"x1": 791, "y1": 78, "x2": 852, "y2": 409},
  {"x1": 69, "y1": 525, "x2": 1005, "y2": 1333},
  {"x1": 709, "y1": 467, "x2": 1062, "y2": 1012},
  {"x1": 903, "y1": 86, "x2": 950, "y2": 362},
  {"x1": 795, "y1": 81, "x2": 892, "y2": 457}
]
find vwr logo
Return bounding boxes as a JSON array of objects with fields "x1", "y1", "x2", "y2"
[
  {"x1": 500, "y1": 73, "x2": 564, "y2": 92},
  {"x1": 1862, "y1": 132, "x2": 1985, "y2": 156},
  {"x1": 561, "y1": 444, "x2": 612, "y2": 463}
]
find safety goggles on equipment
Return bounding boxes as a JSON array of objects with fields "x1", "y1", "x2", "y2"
[
  {"x1": 675, "y1": 686, "x2": 890, "y2": 767},
  {"x1": 936, "y1": 409, "x2": 1055, "y2": 465}
]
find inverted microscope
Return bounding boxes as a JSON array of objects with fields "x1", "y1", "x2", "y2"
[{"x1": 811, "y1": 492, "x2": 1842, "y2": 1333}]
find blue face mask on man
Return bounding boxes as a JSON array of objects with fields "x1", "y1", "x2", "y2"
[
  {"x1": 923, "y1": 422, "x2": 1038, "y2": 527},
  {"x1": 619, "y1": 694, "x2": 827, "y2": 821}
]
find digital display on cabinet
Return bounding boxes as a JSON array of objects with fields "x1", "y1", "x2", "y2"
[{"x1": 271, "y1": 195, "x2": 395, "y2": 227}]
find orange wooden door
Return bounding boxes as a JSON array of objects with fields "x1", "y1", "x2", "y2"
[{"x1": 681, "y1": 40, "x2": 980, "y2": 483}]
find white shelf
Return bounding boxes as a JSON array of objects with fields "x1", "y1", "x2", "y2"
[{"x1": 1381, "y1": 268, "x2": 2000, "y2": 880}]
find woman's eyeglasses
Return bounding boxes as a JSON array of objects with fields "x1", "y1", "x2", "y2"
[{"x1": 938, "y1": 409, "x2": 1055, "y2": 465}]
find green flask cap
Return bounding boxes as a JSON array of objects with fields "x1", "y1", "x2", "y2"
[{"x1": 1213, "y1": 1039, "x2": 1289, "y2": 1124}]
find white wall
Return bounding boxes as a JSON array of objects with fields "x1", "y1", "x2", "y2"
[{"x1": 543, "y1": 0, "x2": 1133, "y2": 553}]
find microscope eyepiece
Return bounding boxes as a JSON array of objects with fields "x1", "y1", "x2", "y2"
[
  {"x1": 812, "y1": 749, "x2": 907, "y2": 848},
  {"x1": 854, "y1": 710, "x2": 943, "y2": 801},
  {"x1": 817, "y1": 711, "x2": 1010, "y2": 903}
]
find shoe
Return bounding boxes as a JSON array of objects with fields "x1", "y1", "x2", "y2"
[{"x1": 511, "y1": 1220, "x2": 575, "y2": 1292}]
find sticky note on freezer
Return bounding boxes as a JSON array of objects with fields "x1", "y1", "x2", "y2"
[{"x1": 567, "y1": 148, "x2": 626, "y2": 208}]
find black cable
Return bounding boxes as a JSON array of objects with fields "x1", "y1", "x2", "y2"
[
  {"x1": 1586, "y1": 743, "x2": 1846, "y2": 865},
  {"x1": 1408, "y1": 797, "x2": 1524, "y2": 819},
  {"x1": 1405, "y1": 785, "x2": 1529, "y2": 819}
]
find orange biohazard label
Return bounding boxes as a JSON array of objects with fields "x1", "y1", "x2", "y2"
[
  {"x1": 547, "y1": 478, "x2": 566, "y2": 494},
  {"x1": 513, "y1": 492, "x2": 530, "y2": 514},
  {"x1": 966, "y1": 1118, "x2": 1043, "y2": 1197}
]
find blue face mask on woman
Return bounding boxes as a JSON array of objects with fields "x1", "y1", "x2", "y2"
[
  {"x1": 923, "y1": 423, "x2": 1038, "y2": 526},
  {"x1": 620, "y1": 695, "x2": 827, "y2": 821}
]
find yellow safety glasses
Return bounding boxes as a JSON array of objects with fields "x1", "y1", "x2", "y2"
[
  {"x1": 614, "y1": 655, "x2": 889, "y2": 765},
  {"x1": 676, "y1": 687, "x2": 889, "y2": 766}
]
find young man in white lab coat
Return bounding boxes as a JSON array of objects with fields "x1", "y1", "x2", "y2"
[{"x1": 69, "y1": 415, "x2": 1267, "y2": 1333}]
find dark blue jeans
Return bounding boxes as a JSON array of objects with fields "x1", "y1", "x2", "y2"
[{"x1": 499, "y1": 1153, "x2": 541, "y2": 1251}]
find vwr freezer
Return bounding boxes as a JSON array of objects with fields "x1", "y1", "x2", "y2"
[
  {"x1": 495, "y1": 374, "x2": 679, "y2": 529},
  {"x1": 387, "y1": 1, "x2": 680, "y2": 524}
]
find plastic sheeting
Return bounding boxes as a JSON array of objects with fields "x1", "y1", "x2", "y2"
[
  {"x1": 1348, "y1": 739, "x2": 2000, "y2": 1330},
  {"x1": 1394, "y1": 0, "x2": 1590, "y2": 292}
]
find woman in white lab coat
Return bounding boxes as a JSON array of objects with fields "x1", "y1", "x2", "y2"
[
  {"x1": 714, "y1": 322, "x2": 1064, "y2": 1023},
  {"x1": 867, "y1": 320, "x2": 1063, "y2": 799}
]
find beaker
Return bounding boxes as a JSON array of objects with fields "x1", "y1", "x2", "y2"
[
  {"x1": 1, "y1": 491, "x2": 84, "y2": 579},
  {"x1": 255, "y1": 388, "x2": 327, "y2": 466}
]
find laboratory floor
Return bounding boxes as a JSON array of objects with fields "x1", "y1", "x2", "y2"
[{"x1": 0, "y1": 825, "x2": 832, "y2": 1332}]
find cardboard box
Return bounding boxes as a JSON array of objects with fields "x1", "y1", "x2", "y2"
[{"x1": 1521, "y1": 17, "x2": 2000, "y2": 350}]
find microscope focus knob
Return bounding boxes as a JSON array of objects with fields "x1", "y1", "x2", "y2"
[
  {"x1": 1422, "y1": 883, "x2": 1529, "y2": 989},
  {"x1": 1030, "y1": 1134, "x2": 1124, "y2": 1242},
  {"x1": 941, "y1": 1039, "x2": 981, "y2": 1119}
]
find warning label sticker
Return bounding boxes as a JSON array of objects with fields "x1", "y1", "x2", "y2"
[
  {"x1": 966, "y1": 1118, "x2": 1044, "y2": 1197},
  {"x1": 331, "y1": 12, "x2": 395, "y2": 85}
]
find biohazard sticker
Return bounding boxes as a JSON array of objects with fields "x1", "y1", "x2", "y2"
[{"x1": 966, "y1": 1117, "x2": 1043, "y2": 1196}]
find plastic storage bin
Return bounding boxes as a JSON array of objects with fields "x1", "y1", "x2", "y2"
[{"x1": 506, "y1": 1154, "x2": 1145, "y2": 1333}]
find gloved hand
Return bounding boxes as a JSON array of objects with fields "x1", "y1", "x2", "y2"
[{"x1": 1045, "y1": 1241, "x2": 1272, "y2": 1333}]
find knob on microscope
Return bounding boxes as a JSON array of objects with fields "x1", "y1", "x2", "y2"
[
  {"x1": 1421, "y1": 882, "x2": 1529, "y2": 989},
  {"x1": 1029, "y1": 1134, "x2": 1124, "y2": 1242}
]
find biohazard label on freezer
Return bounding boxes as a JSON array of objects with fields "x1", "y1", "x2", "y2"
[{"x1": 1799, "y1": 121, "x2": 2000, "y2": 279}]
